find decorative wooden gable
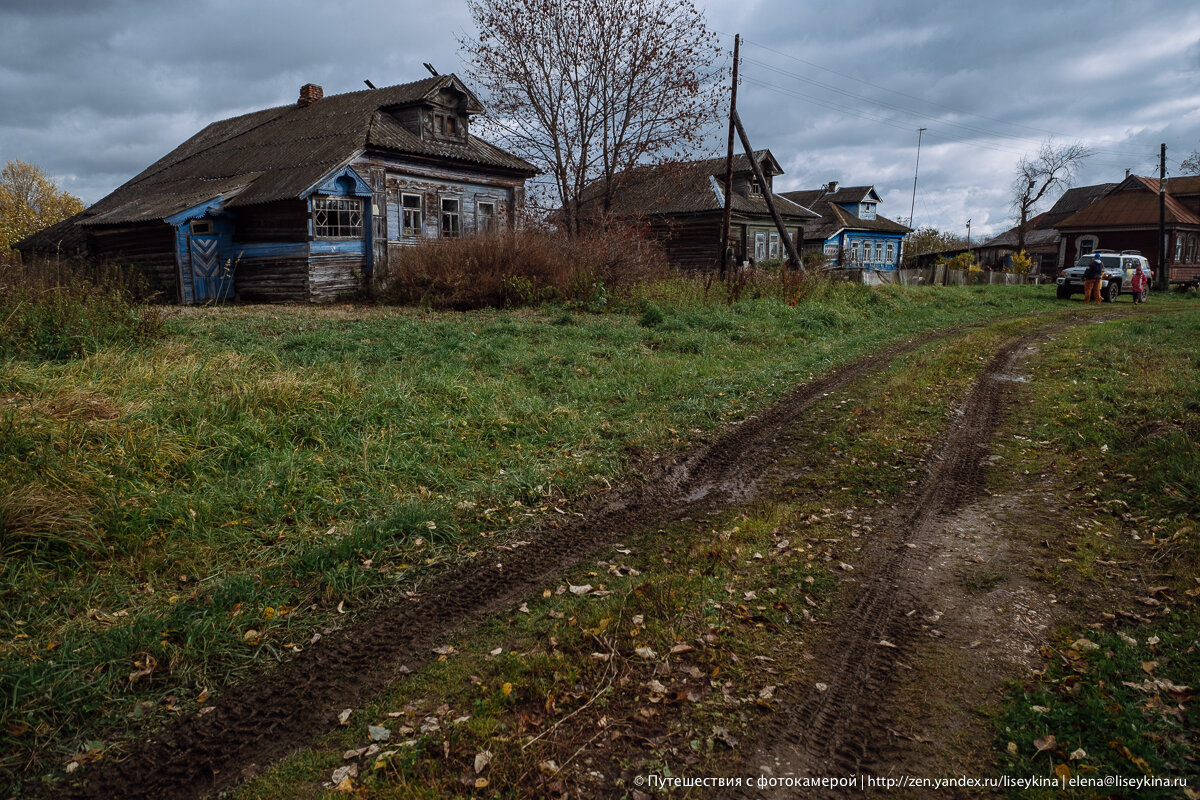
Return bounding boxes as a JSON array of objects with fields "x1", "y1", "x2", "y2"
[{"x1": 306, "y1": 165, "x2": 372, "y2": 199}]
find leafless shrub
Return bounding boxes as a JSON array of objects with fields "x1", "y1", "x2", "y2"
[{"x1": 376, "y1": 228, "x2": 669, "y2": 309}]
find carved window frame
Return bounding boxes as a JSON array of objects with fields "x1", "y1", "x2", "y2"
[{"x1": 312, "y1": 196, "x2": 363, "y2": 239}]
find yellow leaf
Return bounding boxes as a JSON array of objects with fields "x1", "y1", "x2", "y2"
[
  {"x1": 1055, "y1": 763, "x2": 1071, "y2": 780},
  {"x1": 501, "y1": 682, "x2": 513, "y2": 697},
  {"x1": 263, "y1": 607, "x2": 276, "y2": 621},
  {"x1": 475, "y1": 778, "x2": 489, "y2": 789}
]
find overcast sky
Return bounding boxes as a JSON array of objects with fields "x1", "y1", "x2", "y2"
[{"x1": 3, "y1": 0, "x2": 1198, "y2": 239}]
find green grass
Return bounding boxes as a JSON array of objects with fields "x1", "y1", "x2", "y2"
[
  {"x1": 988, "y1": 302, "x2": 1200, "y2": 798},
  {"x1": 0, "y1": 281, "x2": 1155, "y2": 793},
  {"x1": 228, "y1": 304, "x2": 1083, "y2": 798},
  {"x1": 997, "y1": 615, "x2": 1198, "y2": 800}
]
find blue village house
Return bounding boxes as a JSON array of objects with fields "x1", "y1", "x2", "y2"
[
  {"x1": 19, "y1": 75, "x2": 536, "y2": 303},
  {"x1": 781, "y1": 183, "x2": 910, "y2": 270}
]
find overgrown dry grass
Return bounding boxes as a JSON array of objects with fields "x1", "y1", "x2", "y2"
[
  {"x1": 0, "y1": 255, "x2": 167, "y2": 360},
  {"x1": 376, "y1": 228, "x2": 668, "y2": 309}
]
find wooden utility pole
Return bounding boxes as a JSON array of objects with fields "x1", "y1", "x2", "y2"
[
  {"x1": 732, "y1": 109, "x2": 805, "y2": 276},
  {"x1": 1159, "y1": 143, "x2": 1168, "y2": 291},
  {"x1": 719, "y1": 35, "x2": 740, "y2": 277},
  {"x1": 908, "y1": 127, "x2": 926, "y2": 229}
]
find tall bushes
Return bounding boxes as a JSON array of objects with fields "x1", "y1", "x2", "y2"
[
  {"x1": 0, "y1": 255, "x2": 165, "y2": 360},
  {"x1": 376, "y1": 228, "x2": 668, "y2": 309}
]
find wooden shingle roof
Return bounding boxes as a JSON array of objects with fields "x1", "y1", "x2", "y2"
[{"x1": 78, "y1": 75, "x2": 536, "y2": 227}]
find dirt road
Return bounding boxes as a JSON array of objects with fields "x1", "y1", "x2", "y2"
[
  {"x1": 733, "y1": 330, "x2": 1058, "y2": 798},
  {"x1": 72, "y1": 320, "x2": 1080, "y2": 799}
]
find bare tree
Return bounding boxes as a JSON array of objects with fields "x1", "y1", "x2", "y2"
[
  {"x1": 1011, "y1": 141, "x2": 1090, "y2": 254},
  {"x1": 460, "y1": 0, "x2": 721, "y2": 234},
  {"x1": 1181, "y1": 149, "x2": 1200, "y2": 175}
]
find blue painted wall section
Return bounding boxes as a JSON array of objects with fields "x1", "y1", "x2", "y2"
[{"x1": 166, "y1": 197, "x2": 239, "y2": 302}]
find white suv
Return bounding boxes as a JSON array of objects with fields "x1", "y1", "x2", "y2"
[{"x1": 1056, "y1": 250, "x2": 1151, "y2": 302}]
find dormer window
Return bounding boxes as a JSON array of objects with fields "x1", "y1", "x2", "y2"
[
  {"x1": 433, "y1": 112, "x2": 464, "y2": 140},
  {"x1": 860, "y1": 203, "x2": 876, "y2": 220},
  {"x1": 749, "y1": 180, "x2": 763, "y2": 196}
]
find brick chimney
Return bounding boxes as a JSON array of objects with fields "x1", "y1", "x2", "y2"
[
  {"x1": 825, "y1": 181, "x2": 839, "y2": 193},
  {"x1": 298, "y1": 83, "x2": 323, "y2": 108}
]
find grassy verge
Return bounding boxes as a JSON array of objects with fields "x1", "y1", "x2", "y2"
[
  {"x1": 0, "y1": 281, "x2": 1153, "y2": 794},
  {"x1": 227, "y1": 314, "x2": 1062, "y2": 798},
  {"x1": 989, "y1": 301, "x2": 1200, "y2": 798}
]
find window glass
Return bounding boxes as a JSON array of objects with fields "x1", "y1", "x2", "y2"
[
  {"x1": 768, "y1": 232, "x2": 780, "y2": 259},
  {"x1": 886, "y1": 241, "x2": 895, "y2": 263},
  {"x1": 754, "y1": 231, "x2": 766, "y2": 261},
  {"x1": 1175, "y1": 236, "x2": 1184, "y2": 261},
  {"x1": 401, "y1": 193, "x2": 423, "y2": 237},
  {"x1": 851, "y1": 241, "x2": 861, "y2": 263},
  {"x1": 441, "y1": 197, "x2": 461, "y2": 238},
  {"x1": 477, "y1": 200, "x2": 496, "y2": 233},
  {"x1": 313, "y1": 196, "x2": 363, "y2": 238}
]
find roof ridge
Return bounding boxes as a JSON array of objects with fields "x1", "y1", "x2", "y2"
[{"x1": 119, "y1": 74, "x2": 453, "y2": 195}]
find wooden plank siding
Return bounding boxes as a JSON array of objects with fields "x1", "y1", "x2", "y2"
[
  {"x1": 357, "y1": 154, "x2": 523, "y2": 248},
  {"x1": 86, "y1": 223, "x2": 179, "y2": 299},
  {"x1": 646, "y1": 215, "x2": 802, "y2": 271},
  {"x1": 648, "y1": 217, "x2": 724, "y2": 271}
]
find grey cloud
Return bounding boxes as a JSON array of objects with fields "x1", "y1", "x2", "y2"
[{"x1": 1, "y1": 0, "x2": 1197, "y2": 236}]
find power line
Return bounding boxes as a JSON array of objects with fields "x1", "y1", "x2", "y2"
[
  {"x1": 719, "y1": 31, "x2": 1157, "y2": 160},
  {"x1": 739, "y1": 74, "x2": 1163, "y2": 172}
]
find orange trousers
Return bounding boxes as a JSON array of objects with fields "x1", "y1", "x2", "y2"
[{"x1": 1084, "y1": 279, "x2": 1102, "y2": 302}]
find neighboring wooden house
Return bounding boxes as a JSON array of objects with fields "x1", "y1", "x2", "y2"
[
  {"x1": 976, "y1": 183, "x2": 1115, "y2": 275},
  {"x1": 17, "y1": 75, "x2": 536, "y2": 303},
  {"x1": 780, "y1": 184, "x2": 910, "y2": 270},
  {"x1": 578, "y1": 150, "x2": 818, "y2": 270},
  {"x1": 1053, "y1": 174, "x2": 1200, "y2": 284}
]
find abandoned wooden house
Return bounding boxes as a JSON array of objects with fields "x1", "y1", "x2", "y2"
[
  {"x1": 18, "y1": 75, "x2": 536, "y2": 303},
  {"x1": 577, "y1": 150, "x2": 818, "y2": 270}
]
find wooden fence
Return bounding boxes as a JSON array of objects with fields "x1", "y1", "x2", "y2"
[{"x1": 853, "y1": 267, "x2": 1049, "y2": 286}]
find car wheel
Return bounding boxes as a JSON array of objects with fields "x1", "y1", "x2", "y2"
[
  {"x1": 1056, "y1": 285, "x2": 1071, "y2": 300},
  {"x1": 1102, "y1": 281, "x2": 1120, "y2": 302}
]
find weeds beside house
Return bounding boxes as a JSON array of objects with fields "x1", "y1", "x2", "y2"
[
  {"x1": 375, "y1": 228, "x2": 668, "y2": 309},
  {"x1": 0, "y1": 255, "x2": 165, "y2": 360}
]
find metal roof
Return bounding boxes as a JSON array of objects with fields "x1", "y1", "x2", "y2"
[
  {"x1": 779, "y1": 189, "x2": 910, "y2": 241},
  {"x1": 1056, "y1": 176, "x2": 1200, "y2": 228}
]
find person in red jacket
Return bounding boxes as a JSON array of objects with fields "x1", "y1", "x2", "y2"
[{"x1": 1130, "y1": 263, "x2": 1149, "y2": 303}]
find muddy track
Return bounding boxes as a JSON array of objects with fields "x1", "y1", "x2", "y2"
[
  {"x1": 729, "y1": 328, "x2": 1052, "y2": 798},
  {"x1": 69, "y1": 328, "x2": 972, "y2": 800}
]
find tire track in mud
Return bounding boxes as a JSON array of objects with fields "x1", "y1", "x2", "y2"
[
  {"x1": 70, "y1": 328, "x2": 970, "y2": 800},
  {"x1": 730, "y1": 329, "x2": 1051, "y2": 799}
]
